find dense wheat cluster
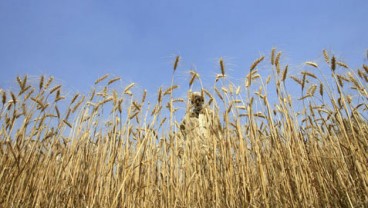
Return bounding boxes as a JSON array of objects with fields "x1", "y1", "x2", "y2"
[{"x1": 0, "y1": 49, "x2": 367, "y2": 207}]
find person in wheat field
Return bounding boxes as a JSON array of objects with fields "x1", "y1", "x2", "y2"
[{"x1": 179, "y1": 91, "x2": 222, "y2": 158}]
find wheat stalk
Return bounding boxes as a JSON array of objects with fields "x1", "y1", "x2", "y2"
[{"x1": 250, "y1": 56, "x2": 265, "y2": 71}]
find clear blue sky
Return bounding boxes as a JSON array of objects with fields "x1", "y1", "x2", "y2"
[{"x1": 0, "y1": 0, "x2": 367, "y2": 96}]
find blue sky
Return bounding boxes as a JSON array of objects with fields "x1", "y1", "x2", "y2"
[{"x1": 0, "y1": 0, "x2": 367, "y2": 97}]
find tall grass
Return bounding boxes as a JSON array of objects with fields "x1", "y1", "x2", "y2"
[{"x1": 0, "y1": 50, "x2": 367, "y2": 207}]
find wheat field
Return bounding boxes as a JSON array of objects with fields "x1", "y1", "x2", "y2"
[{"x1": 0, "y1": 49, "x2": 367, "y2": 207}]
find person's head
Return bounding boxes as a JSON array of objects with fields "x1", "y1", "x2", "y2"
[{"x1": 190, "y1": 92, "x2": 204, "y2": 109}]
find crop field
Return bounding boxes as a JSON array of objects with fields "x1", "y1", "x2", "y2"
[{"x1": 0, "y1": 49, "x2": 367, "y2": 207}]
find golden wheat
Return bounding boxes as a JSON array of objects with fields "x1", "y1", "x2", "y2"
[
  {"x1": 1, "y1": 50, "x2": 367, "y2": 208},
  {"x1": 250, "y1": 56, "x2": 265, "y2": 71}
]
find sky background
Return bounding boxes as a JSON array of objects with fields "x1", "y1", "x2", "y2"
[{"x1": 0, "y1": 0, "x2": 367, "y2": 98}]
